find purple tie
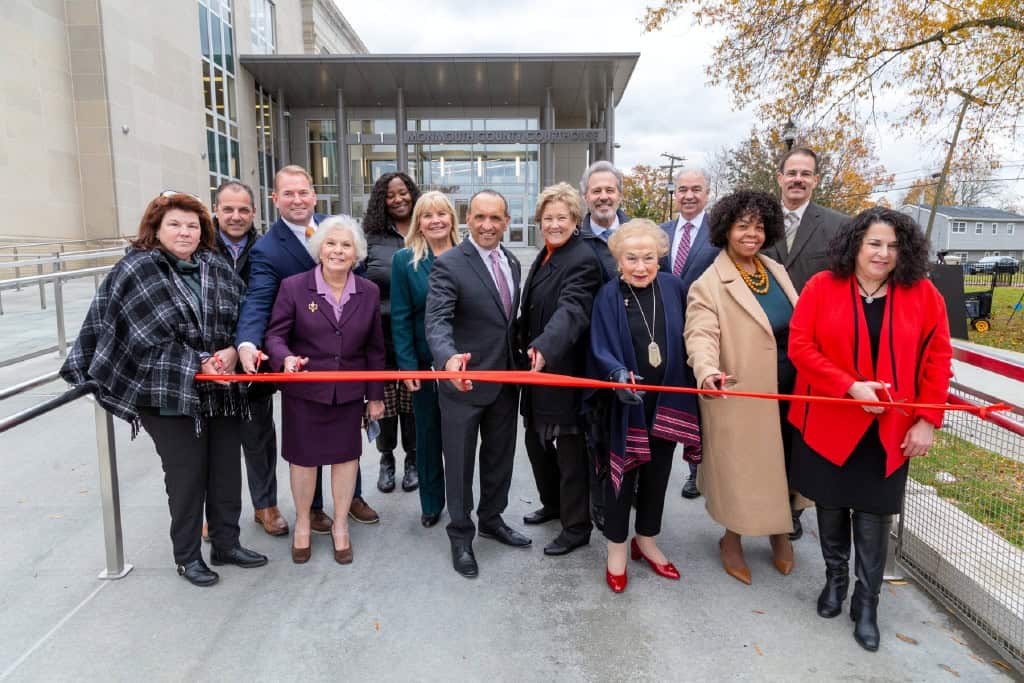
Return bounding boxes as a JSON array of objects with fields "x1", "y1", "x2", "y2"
[
  {"x1": 489, "y1": 250, "x2": 513, "y2": 318},
  {"x1": 672, "y1": 222, "x2": 694, "y2": 276}
]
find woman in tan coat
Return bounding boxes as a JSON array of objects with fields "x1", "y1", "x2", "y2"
[{"x1": 685, "y1": 190, "x2": 801, "y2": 585}]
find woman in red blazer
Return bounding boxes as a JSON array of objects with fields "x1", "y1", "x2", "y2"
[{"x1": 788, "y1": 207, "x2": 952, "y2": 652}]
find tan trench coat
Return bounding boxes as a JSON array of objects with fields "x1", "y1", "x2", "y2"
[{"x1": 685, "y1": 251, "x2": 809, "y2": 536}]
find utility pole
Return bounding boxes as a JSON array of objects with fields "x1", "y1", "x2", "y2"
[
  {"x1": 661, "y1": 153, "x2": 686, "y2": 222},
  {"x1": 925, "y1": 89, "x2": 986, "y2": 243}
]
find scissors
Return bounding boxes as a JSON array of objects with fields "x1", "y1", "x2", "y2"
[{"x1": 855, "y1": 371, "x2": 909, "y2": 416}]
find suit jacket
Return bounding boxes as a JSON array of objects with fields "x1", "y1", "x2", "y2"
[
  {"x1": 787, "y1": 272, "x2": 953, "y2": 476},
  {"x1": 760, "y1": 202, "x2": 847, "y2": 292},
  {"x1": 215, "y1": 226, "x2": 258, "y2": 284},
  {"x1": 579, "y1": 209, "x2": 631, "y2": 283},
  {"x1": 425, "y1": 239, "x2": 522, "y2": 406},
  {"x1": 263, "y1": 268, "x2": 385, "y2": 406},
  {"x1": 235, "y1": 213, "x2": 327, "y2": 348},
  {"x1": 390, "y1": 247, "x2": 436, "y2": 371},
  {"x1": 659, "y1": 214, "x2": 719, "y2": 299},
  {"x1": 685, "y1": 251, "x2": 800, "y2": 534},
  {"x1": 516, "y1": 233, "x2": 603, "y2": 425}
]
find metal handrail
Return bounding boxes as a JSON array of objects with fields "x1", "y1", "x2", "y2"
[
  {"x1": 0, "y1": 237, "x2": 125, "y2": 252},
  {"x1": 0, "y1": 370, "x2": 60, "y2": 401},
  {"x1": 0, "y1": 381, "x2": 132, "y2": 580},
  {"x1": 0, "y1": 264, "x2": 114, "y2": 291},
  {"x1": 0, "y1": 247, "x2": 125, "y2": 270}
]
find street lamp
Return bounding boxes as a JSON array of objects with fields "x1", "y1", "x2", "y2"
[{"x1": 782, "y1": 118, "x2": 797, "y2": 151}]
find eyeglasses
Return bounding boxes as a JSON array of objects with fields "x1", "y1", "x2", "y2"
[{"x1": 160, "y1": 190, "x2": 203, "y2": 201}]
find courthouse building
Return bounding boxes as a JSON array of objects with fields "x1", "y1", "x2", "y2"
[{"x1": 3, "y1": 0, "x2": 637, "y2": 247}]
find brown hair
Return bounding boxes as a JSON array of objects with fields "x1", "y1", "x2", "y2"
[
  {"x1": 274, "y1": 164, "x2": 314, "y2": 191},
  {"x1": 534, "y1": 182, "x2": 583, "y2": 224},
  {"x1": 131, "y1": 192, "x2": 216, "y2": 253}
]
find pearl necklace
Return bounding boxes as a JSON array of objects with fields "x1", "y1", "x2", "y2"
[{"x1": 731, "y1": 256, "x2": 769, "y2": 294}]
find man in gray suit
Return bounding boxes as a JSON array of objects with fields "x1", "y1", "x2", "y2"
[
  {"x1": 659, "y1": 168, "x2": 719, "y2": 500},
  {"x1": 761, "y1": 147, "x2": 847, "y2": 292},
  {"x1": 761, "y1": 146, "x2": 848, "y2": 540},
  {"x1": 425, "y1": 190, "x2": 531, "y2": 578}
]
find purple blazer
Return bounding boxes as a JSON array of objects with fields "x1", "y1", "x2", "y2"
[{"x1": 264, "y1": 268, "x2": 386, "y2": 406}]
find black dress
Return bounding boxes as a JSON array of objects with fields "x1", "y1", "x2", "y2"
[
  {"x1": 791, "y1": 294, "x2": 909, "y2": 514},
  {"x1": 620, "y1": 279, "x2": 667, "y2": 428}
]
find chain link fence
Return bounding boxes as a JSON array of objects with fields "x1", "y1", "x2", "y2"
[{"x1": 898, "y1": 379, "x2": 1024, "y2": 672}]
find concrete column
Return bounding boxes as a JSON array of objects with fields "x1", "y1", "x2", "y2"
[
  {"x1": 276, "y1": 89, "x2": 289, "y2": 165},
  {"x1": 336, "y1": 89, "x2": 351, "y2": 215},
  {"x1": 395, "y1": 87, "x2": 407, "y2": 176},
  {"x1": 596, "y1": 108, "x2": 606, "y2": 161},
  {"x1": 604, "y1": 87, "x2": 615, "y2": 163},
  {"x1": 543, "y1": 87, "x2": 555, "y2": 189}
]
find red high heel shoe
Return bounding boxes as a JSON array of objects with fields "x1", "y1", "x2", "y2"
[
  {"x1": 606, "y1": 567, "x2": 628, "y2": 593},
  {"x1": 631, "y1": 538, "x2": 681, "y2": 580}
]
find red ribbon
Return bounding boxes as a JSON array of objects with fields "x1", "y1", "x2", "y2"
[{"x1": 194, "y1": 369, "x2": 1013, "y2": 419}]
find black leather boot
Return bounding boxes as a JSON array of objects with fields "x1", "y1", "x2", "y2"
[
  {"x1": 402, "y1": 453, "x2": 419, "y2": 492},
  {"x1": 377, "y1": 452, "x2": 396, "y2": 493},
  {"x1": 816, "y1": 506, "x2": 851, "y2": 618},
  {"x1": 850, "y1": 510, "x2": 892, "y2": 652}
]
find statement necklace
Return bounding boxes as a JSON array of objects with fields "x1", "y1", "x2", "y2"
[
  {"x1": 625, "y1": 281, "x2": 662, "y2": 368},
  {"x1": 856, "y1": 276, "x2": 888, "y2": 304},
  {"x1": 732, "y1": 256, "x2": 769, "y2": 294}
]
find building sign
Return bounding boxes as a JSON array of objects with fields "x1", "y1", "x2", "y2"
[{"x1": 402, "y1": 129, "x2": 606, "y2": 144}]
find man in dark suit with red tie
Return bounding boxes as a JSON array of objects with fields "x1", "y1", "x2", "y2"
[
  {"x1": 659, "y1": 168, "x2": 719, "y2": 500},
  {"x1": 425, "y1": 190, "x2": 530, "y2": 578}
]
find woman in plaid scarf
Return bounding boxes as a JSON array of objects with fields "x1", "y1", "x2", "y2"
[{"x1": 61, "y1": 191, "x2": 267, "y2": 587}]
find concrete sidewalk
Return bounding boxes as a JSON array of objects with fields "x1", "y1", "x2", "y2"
[{"x1": 0, "y1": 354, "x2": 1015, "y2": 681}]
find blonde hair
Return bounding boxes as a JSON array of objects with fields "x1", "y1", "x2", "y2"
[
  {"x1": 274, "y1": 164, "x2": 314, "y2": 191},
  {"x1": 608, "y1": 218, "x2": 670, "y2": 260},
  {"x1": 407, "y1": 191, "x2": 461, "y2": 269},
  {"x1": 534, "y1": 182, "x2": 583, "y2": 223}
]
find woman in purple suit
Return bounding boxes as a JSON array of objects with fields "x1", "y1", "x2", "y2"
[{"x1": 265, "y1": 215, "x2": 386, "y2": 565}]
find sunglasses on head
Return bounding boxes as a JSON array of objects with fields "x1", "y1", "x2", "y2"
[{"x1": 159, "y1": 190, "x2": 203, "y2": 201}]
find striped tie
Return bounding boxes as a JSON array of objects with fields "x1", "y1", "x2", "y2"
[{"x1": 672, "y1": 222, "x2": 694, "y2": 276}]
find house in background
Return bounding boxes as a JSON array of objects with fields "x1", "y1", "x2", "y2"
[{"x1": 901, "y1": 204, "x2": 1024, "y2": 262}]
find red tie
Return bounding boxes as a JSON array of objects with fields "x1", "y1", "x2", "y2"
[{"x1": 672, "y1": 222, "x2": 694, "y2": 276}]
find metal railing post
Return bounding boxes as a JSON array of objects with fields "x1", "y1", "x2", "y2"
[
  {"x1": 884, "y1": 513, "x2": 904, "y2": 581},
  {"x1": 94, "y1": 401, "x2": 132, "y2": 579},
  {"x1": 54, "y1": 275, "x2": 67, "y2": 356},
  {"x1": 13, "y1": 246, "x2": 20, "y2": 290}
]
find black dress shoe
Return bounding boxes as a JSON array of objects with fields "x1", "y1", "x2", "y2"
[
  {"x1": 177, "y1": 559, "x2": 219, "y2": 587},
  {"x1": 523, "y1": 507, "x2": 559, "y2": 525},
  {"x1": 421, "y1": 512, "x2": 441, "y2": 528},
  {"x1": 451, "y1": 542, "x2": 478, "y2": 578},
  {"x1": 681, "y1": 476, "x2": 700, "y2": 499},
  {"x1": 401, "y1": 458, "x2": 419, "y2": 492},
  {"x1": 543, "y1": 534, "x2": 590, "y2": 556},
  {"x1": 377, "y1": 453, "x2": 396, "y2": 493},
  {"x1": 789, "y1": 510, "x2": 804, "y2": 541},
  {"x1": 479, "y1": 522, "x2": 532, "y2": 547},
  {"x1": 210, "y1": 545, "x2": 269, "y2": 568}
]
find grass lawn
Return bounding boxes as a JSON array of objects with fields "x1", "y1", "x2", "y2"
[
  {"x1": 964, "y1": 286, "x2": 1024, "y2": 353},
  {"x1": 910, "y1": 430, "x2": 1024, "y2": 548}
]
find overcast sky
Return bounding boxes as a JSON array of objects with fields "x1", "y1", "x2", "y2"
[{"x1": 341, "y1": 0, "x2": 1023, "y2": 209}]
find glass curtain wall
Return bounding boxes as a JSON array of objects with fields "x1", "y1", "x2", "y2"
[
  {"x1": 307, "y1": 120, "x2": 338, "y2": 216},
  {"x1": 199, "y1": 0, "x2": 240, "y2": 205},
  {"x1": 249, "y1": 0, "x2": 276, "y2": 54},
  {"x1": 254, "y1": 85, "x2": 277, "y2": 230}
]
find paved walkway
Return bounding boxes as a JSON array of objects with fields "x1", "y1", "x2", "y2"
[{"x1": 0, "y1": 353, "x2": 1016, "y2": 681}]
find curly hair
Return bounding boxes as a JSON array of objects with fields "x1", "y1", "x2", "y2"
[
  {"x1": 828, "y1": 207, "x2": 930, "y2": 285},
  {"x1": 707, "y1": 190, "x2": 785, "y2": 249},
  {"x1": 362, "y1": 172, "x2": 421, "y2": 235},
  {"x1": 132, "y1": 192, "x2": 215, "y2": 253}
]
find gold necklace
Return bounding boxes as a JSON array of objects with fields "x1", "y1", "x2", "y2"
[
  {"x1": 625, "y1": 281, "x2": 662, "y2": 368},
  {"x1": 731, "y1": 256, "x2": 769, "y2": 294}
]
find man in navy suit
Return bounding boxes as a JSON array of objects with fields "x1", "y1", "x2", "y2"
[
  {"x1": 659, "y1": 168, "x2": 718, "y2": 500},
  {"x1": 236, "y1": 165, "x2": 379, "y2": 529}
]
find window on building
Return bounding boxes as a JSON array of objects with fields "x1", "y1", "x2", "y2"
[
  {"x1": 307, "y1": 120, "x2": 339, "y2": 214},
  {"x1": 199, "y1": 0, "x2": 240, "y2": 205},
  {"x1": 250, "y1": 0, "x2": 275, "y2": 54},
  {"x1": 975, "y1": 222, "x2": 984, "y2": 234},
  {"x1": 254, "y1": 84, "x2": 278, "y2": 229},
  {"x1": 1009, "y1": 223, "x2": 1016, "y2": 236},
  {"x1": 951, "y1": 221, "x2": 966, "y2": 233},
  {"x1": 992, "y1": 222, "x2": 999, "y2": 235},
  {"x1": 956, "y1": 252, "x2": 968, "y2": 263}
]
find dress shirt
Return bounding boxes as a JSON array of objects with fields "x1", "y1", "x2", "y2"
[
  {"x1": 282, "y1": 217, "x2": 317, "y2": 243},
  {"x1": 670, "y1": 211, "x2": 705, "y2": 273},
  {"x1": 314, "y1": 265, "x2": 356, "y2": 321},
  {"x1": 467, "y1": 234, "x2": 514, "y2": 302},
  {"x1": 219, "y1": 230, "x2": 248, "y2": 262},
  {"x1": 783, "y1": 201, "x2": 810, "y2": 250},
  {"x1": 592, "y1": 214, "x2": 621, "y2": 242}
]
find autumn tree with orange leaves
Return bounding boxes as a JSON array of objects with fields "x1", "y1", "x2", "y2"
[
  {"x1": 641, "y1": 1, "x2": 1024, "y2": 149},
  {"x1": 622, "y1": 165, "x2": 670, "y2": 220}
]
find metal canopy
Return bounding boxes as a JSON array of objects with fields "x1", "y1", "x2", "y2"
[{"x1": 239, "y1": 53, "x2": 639, "y2": 114}]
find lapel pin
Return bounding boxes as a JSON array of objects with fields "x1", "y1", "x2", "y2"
[{"x1": 308, "y1": 302, "x2": 318, "y2": 313}]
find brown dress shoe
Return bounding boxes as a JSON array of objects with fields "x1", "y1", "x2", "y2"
[
  {"x1": 333, "y1": 535, "x2": 353, "y2": 565},
  {"x1": 348, "y1": 497, "x2": 380, "y2": 524},
  {"x1": 719, "y1": 532, "x2": 752, "y2": 585},
  {"x1": 291, "y1": 540, "x2": 311, "y2": 564},
  {"x1": 769, "y1": 534, "x2": 795, "y2": 575},
  {"x1": 309, "y1": 509, "x2": 334, "y2": 535},
  {"x1": 254, "y1": 507, "x2": 289, "y2": 536}
]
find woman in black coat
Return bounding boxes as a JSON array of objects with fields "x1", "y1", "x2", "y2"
[
  {"x1": 518, "y1": 182, "x2": 604, "y2": 556},
  {"x1": 362, "y1": 172, "x2": 421, "y2": 494}
]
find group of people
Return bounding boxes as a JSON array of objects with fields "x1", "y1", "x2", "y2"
[{"x1": 61, "y1": 147, "x2": 952, "y2": 654}]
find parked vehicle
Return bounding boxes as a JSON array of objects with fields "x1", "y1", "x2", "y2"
[{"x1": 967, "y1": 255, "x2": 1020, "y2": 274}]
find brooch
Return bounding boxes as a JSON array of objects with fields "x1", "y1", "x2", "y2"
[{"x1": 308, "y1": 302, "x2": 318, "y2": 313}]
